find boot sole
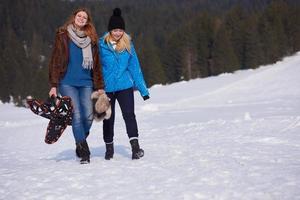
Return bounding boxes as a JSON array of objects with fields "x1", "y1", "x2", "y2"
[
  {"x1": 105, "y1": 155, "x2": 113, "y2": 160},
  {"x1": 80, "y1": 160, "x2": 90, "y2": 164}
]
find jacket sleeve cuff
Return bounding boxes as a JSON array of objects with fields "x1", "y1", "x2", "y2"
[{"x1": 50, "y1": 83, "x2": 58, "y2": 88}]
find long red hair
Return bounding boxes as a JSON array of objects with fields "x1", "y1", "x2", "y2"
[{"x1": 60, "y1": 8, "x2": 98, "y2": 44}]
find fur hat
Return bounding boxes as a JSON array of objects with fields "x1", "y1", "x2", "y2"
[
  {"x1": 91, "y1": 90, "x2": 111, "y2": 121},
  {"x1": 108, "y1": 8, "x2": 125, "y2": 31}
]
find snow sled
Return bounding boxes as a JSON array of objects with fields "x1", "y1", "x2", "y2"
[{"x1": 26, "y1": 96, "x2": 73, "y2": 144}]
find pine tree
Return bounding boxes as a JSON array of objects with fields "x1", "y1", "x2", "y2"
[
  {"x1": 195, "y1": 13, "x2": 217, "y2": 77},
  {"x1": 258, "y1": 1, "x2": 290, "y2": 64},
  {"x1": 212, "y1": 22, "x2": 239, "y2": 74},
  {"x1": 286, "y1": 6, "x2": 300, "y2": 53},
  {"x1": 162, "y1": 32, "x2": 183, "y2": 83},
  {"x1": 135, "y1": 34, "x2": 167, "y2": 86},
  {"x1": 224, "y1": 5, "x2": 246, "y2": 69},
  {"x1": 242, "y1": 15, "x2": 264, "y2": 69}
]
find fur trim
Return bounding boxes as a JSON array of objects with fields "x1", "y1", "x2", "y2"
[{"x1": 91, "y1": 91, "x2": 111, "y2": 121}]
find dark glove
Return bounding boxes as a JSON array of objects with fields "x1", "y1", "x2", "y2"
[{"x1": 143, "y1": 95, "x2": 150, "y2": 101}]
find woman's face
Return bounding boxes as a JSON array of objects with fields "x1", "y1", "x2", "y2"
[
  {"x1": 74, "y1": 11, "x2": 88, "y2": 29},
  {"x1": 110, "y1": 29, "x2": 124, "y2": 41}
]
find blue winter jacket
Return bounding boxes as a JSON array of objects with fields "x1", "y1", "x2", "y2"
[{"x1": 98, "y1": 34, "x2": 149, "y2": 98}]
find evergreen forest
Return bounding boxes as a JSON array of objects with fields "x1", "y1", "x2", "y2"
[{"x1": 1, "y1": 0, "x2": 299, "y2": 105}]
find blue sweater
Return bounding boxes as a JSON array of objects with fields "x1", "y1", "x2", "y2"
[
  {"x1": 60, "y1": 41, "x2": 93, "y2": 87},
  {"x1": 98, "y1": 34, "x2": 149, "y2": 97}
]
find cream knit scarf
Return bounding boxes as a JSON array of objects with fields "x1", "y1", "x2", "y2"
[{"x1": 67, "y1": 24, "x2": 93, "y2": 69}]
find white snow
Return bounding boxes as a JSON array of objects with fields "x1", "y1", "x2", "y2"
[{"x1": 1, "y1": 52, "x2": 300, "y2": 199}]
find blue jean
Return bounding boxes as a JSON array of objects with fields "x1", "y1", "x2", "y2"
[
  {"x1": 103, "y1": 87, "x2": 138, "y2": 143},
  {"x1": 59, "y1": 85, "x2": 93, "y2": 143}
]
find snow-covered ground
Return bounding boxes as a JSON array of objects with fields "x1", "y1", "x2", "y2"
[{"x1": 1, "y1": 53, "x2": 300, "y2": 200}]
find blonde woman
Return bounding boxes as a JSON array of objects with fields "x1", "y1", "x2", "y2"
[
  {"x1": 48, "y1": 8, "x2": 104, "y2": 164},
  {"x1": 98, "y1": 8, "x2": 149, "y2": 160}
]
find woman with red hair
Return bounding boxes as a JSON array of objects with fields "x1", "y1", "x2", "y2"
[{"x1": 48, "y1": 8, "x2": 104, "y2": 164}]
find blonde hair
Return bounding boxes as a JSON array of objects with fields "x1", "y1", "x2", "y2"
[
  {"x1": 60, "y1": 8, "x2": 98, "y2": 44},
  {"x1": 105, "y1": 32, "x2": 131, "y2": 53}
]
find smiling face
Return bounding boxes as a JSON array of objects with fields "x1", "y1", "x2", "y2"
[
  {"x1": 74, "y1": 11, "x2": 88, "y2": 29},
  {"x1": 110, "y1": 29, "x2": 124, "y2": 41}
]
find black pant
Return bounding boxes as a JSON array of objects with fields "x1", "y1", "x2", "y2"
[{"x1": 103, "y1": 88, "x2": 138, "y2": 143}]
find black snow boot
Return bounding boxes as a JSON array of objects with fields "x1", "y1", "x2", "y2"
[
  {"x1": 130, "y1": 139, "x2": 144, "y2": 160},
  {"x1": 75, "y1": 146, "x2": 80, "y2": 158},
  {"x1": 76, "y1": 140, "x2": 90, "y2": 164},
  {"x1": 76, "y1": 132, "x2": 90, "y2": 158},
  {"x1": 105, "y1": 143, "x2": 114, "y2": 160},
  {"x1": 85, "y1": 131, "x2": 90, "y2": 138}
]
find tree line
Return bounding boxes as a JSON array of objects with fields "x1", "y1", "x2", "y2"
[{"x1": 0, "y1": 0, "x2": 299, "y2": 105}]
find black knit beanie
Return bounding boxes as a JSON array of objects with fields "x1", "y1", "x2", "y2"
[{"x1": 108, "y1": 8, "x2": 125, "y2": 31}]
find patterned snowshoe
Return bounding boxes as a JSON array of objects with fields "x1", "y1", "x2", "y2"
[{"x1": 27, "y1": 96, "x2": 73, "y2": 144}]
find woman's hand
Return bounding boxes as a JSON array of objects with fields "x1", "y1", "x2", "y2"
[
  {"x1": 49, "y1": 87, "x2": 57, "y2": 97},
  {"x1": 97, "y1": 89, "x2": 105, "y2": 94},
  {"x1": 143, "y1": 95, "x2": 150, "y2": 101}
]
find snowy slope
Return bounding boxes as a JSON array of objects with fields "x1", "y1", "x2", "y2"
[{"x1": 1, "y1": 52, "x2": 300, "y2": 200}]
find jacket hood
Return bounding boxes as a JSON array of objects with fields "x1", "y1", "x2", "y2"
[{"x1": 99, "y1": 32, "x2": 109, "y2": 47}]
